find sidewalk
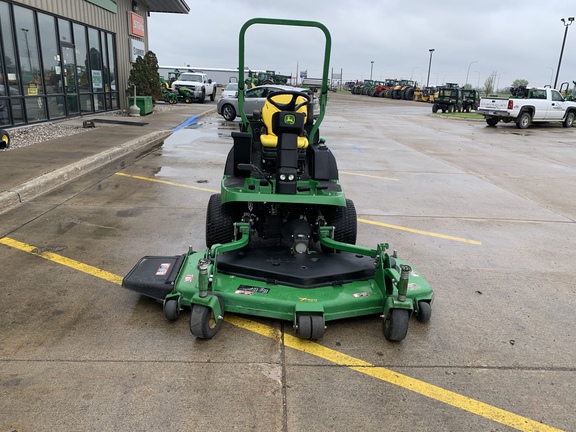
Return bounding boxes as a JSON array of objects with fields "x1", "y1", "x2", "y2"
[{"x1": 0, "y1": 102, "x2": 216, "y2": 214}]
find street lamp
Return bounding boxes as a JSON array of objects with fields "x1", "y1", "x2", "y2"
[
  {"x1": 554, "y1": 17, "x2": 574, "y2": 89},
  {"x1": 21, "y1": 28, "x2": 32, "y2": 72},
  {"x1": 426, "y1": 49, "x2": 435, "y2": 87},
  {"x1": 496, "y1": 72, "x2": 505, "y2": 93},
  {"x1": 465, "y1": 61, "x2": 478, "y2": 86},
  {"x1": 546, "y1": 67, "x2": 554, "y2": 86},
  {"x1": 370, "y1": 61, "x2": 374, "y2": 81}
]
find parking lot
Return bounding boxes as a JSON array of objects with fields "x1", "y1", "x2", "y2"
[{"x1": 1, "y1": 92, "x2": 575, "y2": 431}]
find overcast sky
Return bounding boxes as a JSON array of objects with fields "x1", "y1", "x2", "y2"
[{"x1": 148, "y1": 0, "x2": 576, "y2": 90}]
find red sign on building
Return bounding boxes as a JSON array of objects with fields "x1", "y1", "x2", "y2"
[{"x1": 129, "y1": 12, "x2": 145, "y2": 38}]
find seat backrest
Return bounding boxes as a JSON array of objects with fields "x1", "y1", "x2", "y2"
[{"x1": 260, "y1": 93, "x2": 309, "y2": 149}]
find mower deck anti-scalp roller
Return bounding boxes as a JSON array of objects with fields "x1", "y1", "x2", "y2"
[{"x1": 122, "y1": 18, "x2": 434, "y2": 343}]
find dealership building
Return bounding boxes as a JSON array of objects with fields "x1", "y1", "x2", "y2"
[{"x1": 0, "y1": 0, "x2": 189, "y2": 128}]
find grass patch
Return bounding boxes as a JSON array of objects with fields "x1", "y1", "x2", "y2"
[{"x1": 435, "y1": 112, "x2": 484, "y2": 120}]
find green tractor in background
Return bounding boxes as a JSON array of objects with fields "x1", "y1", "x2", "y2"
[
  {"x1": 559, "y1": 81, "x2": 576, "y2": 101},
  {"x1": 461, "y1": 88, "x2": 479, "y2": 112},
  {"x1": 246, "y1": 70, "x2": 290, "y2": 87},
  {"x1": 432, "y1": 83, "x2": 462, "y2": 113}
]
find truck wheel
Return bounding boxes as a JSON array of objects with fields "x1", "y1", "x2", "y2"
[
  {"x1": 563, "y1": 111, "x2": 575, "y2": 128},
  {"x1": 516, "y1": 112, "x2": 531, "y2": 129},
  {"x1": 486, "y1": 117, "x2": 499, "y2": 127},
  {"x1": 210, "y1": 88, "x2": 216, "y2": 101}
]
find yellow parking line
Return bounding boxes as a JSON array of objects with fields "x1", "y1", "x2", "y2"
[
  {"x1": 226, "y1": 315, "x2": 562, "y2": 432},
  {"x1": 115, "y1": 172, "x2": 219, "y2": 193},
  {"x1": 0, "y1": 237, "x2": 123, "y2": 285},
  {"x1": 0, "y1": 236, "x2": 562, "y2": 431},
  {"x1": 358, "y1": 218, "x2": 482, "y2": 245},
  {"x1": 115, "y1": 171, "x2": 481, "y2": 245},
  {"x1": 340, "y1": 171, "x2": 400, "y2": 182}
]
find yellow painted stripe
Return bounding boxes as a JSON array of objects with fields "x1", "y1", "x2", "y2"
[
  {"x1": 115, "y1": 172, "x2": 219, "y2": 193},
  {"x1": 0, "y1": 237, "x2": 123, "y2": 285},
  {"x1": 226, "y1": 315, "x2": 563, "y2": 432},
  {"x1": 340, "y1": 171, "x2": 400, "y2": 182},
  {"x1": 358, "y1": 218, "x2": 482, "y2": 245},
  {"x1": 115, "y1": 171, "x2": 480, "y2": 246},
  {"x1": 0, "y1": 237, "x2": 562, "y2": 430}
]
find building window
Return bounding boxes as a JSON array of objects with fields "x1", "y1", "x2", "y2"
[{"x1": 0, "y1": 1, "x2": 119, "y2": 126}]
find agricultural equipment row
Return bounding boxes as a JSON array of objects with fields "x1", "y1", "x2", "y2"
[{"x1": 349, "y1": 79, "x2": 480, "y2": 112}]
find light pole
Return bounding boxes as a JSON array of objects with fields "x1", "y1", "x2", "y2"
[
  {"x1": 21, "y1": 28, "x2": 32, "y2": 72},
  {"x1": 496, "y1": 72, "x2": 505, "y2": 93},
  {"x1": 370, "y1": 61, "x2": 374, "y2": 81},
  {"x1": 546, "y1": 67, "x2": 554, "y2": 86},
  {"x1": 465, "y1": 61, "x2": 478, "y2": 86},
  {"x1": 426, "y1": 49, "x2": 435, "y2": 87},
  {"x1": 554, "y1": 17, "x2": 574, "y2": 89}
]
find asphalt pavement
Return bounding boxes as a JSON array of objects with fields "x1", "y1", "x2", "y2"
[{"x1": 0, "y1": 101, "x2": 216, "y2": 215}]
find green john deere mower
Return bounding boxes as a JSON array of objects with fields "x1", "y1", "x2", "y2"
[{"x1": 122, "y1": 18, "x2": 434, "y2": 342}]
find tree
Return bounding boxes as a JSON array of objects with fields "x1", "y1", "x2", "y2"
[
  {"x1": 126, "y1": 50, "x2": 162, "y2": 103},
  {"x1": 512, "y1": 79, "x2": 529, "y2": 88},
  {"x1": 484, "y1": 75, "x2": 494, "y2": 96}
]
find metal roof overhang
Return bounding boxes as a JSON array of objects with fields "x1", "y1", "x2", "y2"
[{"x1": 146, "y1": 0, "x2": 190, "y2": 14}]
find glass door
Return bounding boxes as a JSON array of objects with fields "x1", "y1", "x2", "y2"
[{"x1": 62, "y1": 45, "x2": 79, "y2": 115}]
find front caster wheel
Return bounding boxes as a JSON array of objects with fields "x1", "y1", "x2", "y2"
[
  {"x1": 383, "y1": 309, "x2": 409, "y2": 341},
  {"x1": 295, "y1": 315, "x2": 325, "y2": 340},
  {"x1": 190, "y1": 295, "x2": 225, "y2": 339},
  {"x1": 163, "y1": 299, "x2": 179, "y2": 321},
  {"x1": 415, "y1": 301, "x2": 432, "y2": 323}
]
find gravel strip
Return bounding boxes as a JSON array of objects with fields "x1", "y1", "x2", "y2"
[{"x1": 1, "y1": 103, "x2": 176, "y2": 152}]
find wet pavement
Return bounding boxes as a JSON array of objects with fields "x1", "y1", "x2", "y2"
[{"x1": 1, "y1": 92, "x2": 575, "y2": 431}]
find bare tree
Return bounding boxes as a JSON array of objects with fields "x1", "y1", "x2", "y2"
[{"x1": 484, "y1": 75, "x2": 494, "y2": 96}]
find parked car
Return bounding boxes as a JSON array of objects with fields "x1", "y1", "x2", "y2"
[
  {"x1": 217, "y1": 84, "x2": 318, "y2": 121},
  {"x1": 219, "y1": 82, "x2": 238, "y2": 101}
]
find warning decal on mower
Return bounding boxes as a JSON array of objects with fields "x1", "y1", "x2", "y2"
[
  {"x1": 184, "y1": 274, "x2": 194, "y2": 283},
  {"x1": 353, "y1": 292, "x2": 370, "y2": 298},
  {"x1": 235, "y1": 285, "x2": 270, "y2": 295},
  {"x1": 155, "y1": 263, "x2": 171, "y2": 276},
  {"x1": 408, "y1": 283, "x2": 420, "y2": 290}
]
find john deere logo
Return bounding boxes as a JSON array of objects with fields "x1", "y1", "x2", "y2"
[{"x1": 284, "y1": 114, "x2": 296, "y2": 125}]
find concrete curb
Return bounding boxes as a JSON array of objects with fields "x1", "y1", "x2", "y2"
[{"x1": 0, "y1": 130, "x2": 171, "y2": 215}]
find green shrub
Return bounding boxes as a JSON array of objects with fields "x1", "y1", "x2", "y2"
[{"x1": 126, "y1": 51, "x2": 162, "y2": 103}]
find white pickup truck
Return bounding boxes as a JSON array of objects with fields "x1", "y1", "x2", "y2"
[
  {"x1": 477, "y1": 87, "x2": 576, "y2": 129},
  {"x1": 170, "y1": 72, "x2": 217, "y2": 103}
]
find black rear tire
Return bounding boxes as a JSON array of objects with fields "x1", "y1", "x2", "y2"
[
  {"x1": 516, "y1": 112, "x2": 531, "y2": 129},
  {"x1": 486, "y1": 117, "x2": 499, "y2": 127},
  {"x1": 206, "y1": 194, "x2": 240, "y2": 248},
  {"x1": 322, "y1": 198, "x2": 357, "y2": 250},
  {"x1": 563, "y1": 111, "x2": 575, "y2": 128}
]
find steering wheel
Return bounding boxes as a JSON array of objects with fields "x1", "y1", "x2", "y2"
[{"x1": 266, "y1": 90, "x2": 311, "y2": 112}]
